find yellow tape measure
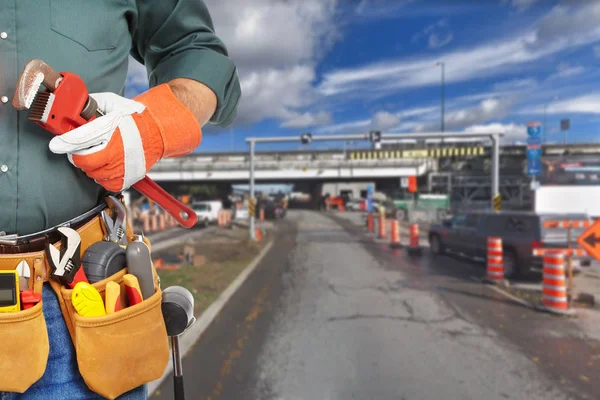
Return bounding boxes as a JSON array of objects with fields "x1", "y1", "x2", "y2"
[{"x1": 0, "y1": 270, "x2": 20, "y2": 313}]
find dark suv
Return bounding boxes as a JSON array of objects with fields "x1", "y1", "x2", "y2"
[{"x1": 429, "y1": 211, "x2": 592, "y2": 278}]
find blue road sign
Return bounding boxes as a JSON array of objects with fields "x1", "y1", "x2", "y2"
[
  {"x1": 366, "y1": 184, "x2": 374, "y2": 213},
  {"x1": 527, "y1": 145, "x2": 542, "y2": 176},
  {"x1": 527, "y1": 121, "x2": 542, "y2": 144}
]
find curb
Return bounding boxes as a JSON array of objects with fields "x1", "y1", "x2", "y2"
[{"x1": 148, "y1": 239, "x2": 275, "y2": 396}]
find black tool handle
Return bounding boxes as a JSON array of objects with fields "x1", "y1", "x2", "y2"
[{"x1": 174, "y1": 375, "x2": 185, "y2": 400}]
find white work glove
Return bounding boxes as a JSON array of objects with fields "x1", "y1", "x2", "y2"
[{"x1": 49, "y1": 84, "x2": 202, "y2": 192}]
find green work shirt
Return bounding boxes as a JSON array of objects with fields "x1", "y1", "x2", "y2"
[{"x1": 0, "y1": 0, "x2": 241, "y2": 235}]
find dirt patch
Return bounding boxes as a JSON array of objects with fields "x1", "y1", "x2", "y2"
[{"x1": 152, "y1": 226, "x2": 266, "y2": 316}]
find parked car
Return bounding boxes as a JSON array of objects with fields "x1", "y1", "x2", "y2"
[
  {"x1": 192, "y1": 201, "x2": 222, "y2": 227},
  {"x1": 428, "y1": 211, "x2": 592, "y2": 278},
  {"x1": 263, "y1": 201, "x2": 286, "y2": 219}
]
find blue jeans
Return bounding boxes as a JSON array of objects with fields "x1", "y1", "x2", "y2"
[{"x1": 0, "y1": 283, "x2": 147, "y2": 400}]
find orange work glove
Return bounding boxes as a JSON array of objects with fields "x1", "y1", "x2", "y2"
[{"x1": 48, "y1": 84, "x2": 202, "y2": 192}]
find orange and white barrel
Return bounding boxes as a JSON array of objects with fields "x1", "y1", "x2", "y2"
[
  {"x1": 409, "y1": 224, "x2": 419, "y2": 248},
  {"x1": 486, "y1": 237, "x2": 504, "y2": 283},
  {"x1": 378, "y1": 213, "x2": 387, "y2": 239},
  {"x1": 390, "y1": 220, "x2": 401, "y2": 247},
  {"x1": 542, "y1": 251, "x2": 571, "y2": 314},
  {"x1": 367, "y1": 213, "x2": 374, "y2": 233}
]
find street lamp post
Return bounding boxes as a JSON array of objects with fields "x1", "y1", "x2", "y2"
[{"x1": 436, "y1": 62, "x2": 445, "y2": 133}]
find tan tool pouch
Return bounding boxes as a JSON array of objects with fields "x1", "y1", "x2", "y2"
[
  {"x1": 46, "y1": 203, "x2": 169, "y2": 399},
  {"x1": 0, "y1": 300, "x2": 49, "y2": 393},
  {"x1": 50, "y1": 247, "x2": 169, "y2": 400},
  {"x1": 0, "y1": 256, "x2": 48, "y2": 393}
]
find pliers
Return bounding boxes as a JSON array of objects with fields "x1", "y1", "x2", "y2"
[{"x1": 102, "y1": 196, "x2": 128, "y2": 246}]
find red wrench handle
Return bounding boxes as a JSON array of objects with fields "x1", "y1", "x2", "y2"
[{"x1": 134, "y1": 177, "x2": 197, "y2": 228}]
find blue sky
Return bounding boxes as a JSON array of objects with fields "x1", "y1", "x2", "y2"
[{"x1": 125, "y1": 0, "x2": 600, "y2": 153}]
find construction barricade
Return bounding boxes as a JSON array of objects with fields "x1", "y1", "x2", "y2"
[
  {"x1": 407, "y1": 223, "x2": 421, "y2": 255},
  {"x1": 378, "y1": 213, "x2": 387, "y2": 239},
  {"x1": 484, "y1": 237, "x2": 506, "y2": 285},
  {"x1": 367, "y1": 213, "x2": 374, "y2": 233},
  {"x1": 538, "y1": 251, "x2": 574, "y2": 315},
  {"x1": 389, "y1": 220, "x2": 401, "y2": 248}
]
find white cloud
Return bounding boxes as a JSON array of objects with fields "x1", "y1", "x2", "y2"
[
  {"x1": 280, "y1": 111, "x2": 332, "y2": 128},
  {"x1": 504, "y1": 0, "x2": 541, "y2": 12},
  {"x1": 316, "y1": 119, "x2": 371, "y2": 134},
  {"x1": 441, "y1": 98, "x2": 514, "y2": 130},
  {"x1": 317, "y1": 1, "x2": 600, "y2": 97},
  {"x1": 548, "y1": 62, "x2": 585, "y2": 79},
  {"x1": 412, "y1": 19, "x2": 454, "y2": 49},
  {"x1": 371, "y1": 111, "x2": 401, "y2": 130},
  {"x1": 546, "y1": 94, "x2": 600, "y2": 114},
  {"x1": 492, "y1": 78, "x2": 538, "y2": 91},
  {"x1": 203, "y1": 0, "x2": 339, "y2": 126},
  {"x1": 595, "y1": 45, "x2": 600, "y2": 58},
  {"x1": 316, "y1": 105, "x2": 438, "y2": 134},
  {"x1": 236, "y1": 66, "x2": 317, "y2": 125},
  {"x1": 354, "y1": 0, "x2": 416, "y2": 19},
  {"x1": 465, "y1": 123, "x2": 527, "y2": 144}
]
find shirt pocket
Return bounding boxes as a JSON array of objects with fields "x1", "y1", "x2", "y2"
[{"x1": 49, "y1": 0, "x2": 122, "y2": 51}]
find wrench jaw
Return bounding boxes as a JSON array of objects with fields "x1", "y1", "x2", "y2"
[{"x1": 12, "y1": 59, "x2": 62, "y2": 110}]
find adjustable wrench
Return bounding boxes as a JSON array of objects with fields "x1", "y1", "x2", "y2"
[
  {"x1": 46, "y1": 227, "x2": 89, "y2": 288},
  {"x1": 12, "y1": 59, "x2": 197, "y2": 228}
]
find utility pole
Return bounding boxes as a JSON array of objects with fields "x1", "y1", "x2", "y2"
[{"x1": 436, "y1": 62, "x2": 445, "y2": 133}]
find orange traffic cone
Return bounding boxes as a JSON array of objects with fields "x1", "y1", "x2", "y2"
[
  {"x1": 159, "y1": 214, "x2": 166, "y2": 231},
  {"x1": 407, "y1": 223, "x2": 421, "y2": 255},
  {"x1": 485, "y1": 237, "x2": 505, "y2": 284},
  {"x1": 378, "y1": 214, "x2": 387, "y2": 239},
  {"x1": 143, "y1": 214, "x2": 150, "y2": 233},
  {"x1": 390, "y1": 220, "x2": 401, "y2": 248},
  {"x1": 367, "y1": 213, "x2": 374, "y2": 233},
  {"x1": 254, "y1": 228, "x2": 263, "y2": 241},
  {"x1": 540, "y1": 251, "x2": 574, "y2": 315}
]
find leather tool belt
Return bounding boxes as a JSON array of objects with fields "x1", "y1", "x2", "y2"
[{"x1": 0, "y1": 196, "x2": 170, "y2": 400}]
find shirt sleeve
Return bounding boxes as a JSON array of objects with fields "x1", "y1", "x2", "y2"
[{"x1": 130, "y1": 0, "x2": 241, "y2": 127}]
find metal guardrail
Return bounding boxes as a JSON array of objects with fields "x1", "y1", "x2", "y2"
[{"x1": 151, "y1": 158, "x2": 431, "y2": 172}]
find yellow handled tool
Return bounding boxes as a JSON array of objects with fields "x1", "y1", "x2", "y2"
[{"x1": 72, "y1": 282, "x2": 105, "y2": 317}]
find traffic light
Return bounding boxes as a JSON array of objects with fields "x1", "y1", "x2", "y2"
[
  {"x1": 369, "y1": 130, "x2": 382, "y2": 143},
  {"x1": 300, "y1": 132, "x2": 312, "y2": 145}
]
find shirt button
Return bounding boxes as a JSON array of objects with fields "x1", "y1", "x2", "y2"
[
  {"x1": 0, "y1": 96, "x2": 7, "y2": 104},
  {"x1": 0, "y1": 32, "x2": 7, "y2": 40},
  {"x1": 0, "y1": 165, "x2": 8, "y2": 173}
]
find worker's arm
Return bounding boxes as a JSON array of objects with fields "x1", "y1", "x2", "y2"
[
  {"x1": 48, "y1": 0, "x2": 241, "y2": 192},
  {"x1": 130, "y1": 0, "x2": 241, "y2": 127},
  {"x1": 167, "y1": 78, "x2": 217, "y2": 128}
]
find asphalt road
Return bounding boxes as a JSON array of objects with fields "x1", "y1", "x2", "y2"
[{"x1": 154, "y1": 210, "x2": 599, "y2": 400}]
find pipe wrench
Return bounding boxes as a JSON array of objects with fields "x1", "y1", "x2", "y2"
[
  {"x1": 12, "y1": 59, "x2": 197, "y2": 228},
  {"x1": 46, "y1": 227, "x2": 89, "y2": 289}
]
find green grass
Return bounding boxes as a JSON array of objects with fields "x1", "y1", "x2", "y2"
[{"x1": 156, "y1": 237, "x2": 262, "y2": 316}]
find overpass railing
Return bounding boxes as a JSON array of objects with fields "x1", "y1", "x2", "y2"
[{"x1": 152, "y1": 157, "x2": 433, "y2": 172}]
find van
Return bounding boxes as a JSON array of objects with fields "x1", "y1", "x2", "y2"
[
  {"x1": 429, "y1": 211, "x2": 592, "y2": 278},
  {"x1": 192, "y1": 201, "x2": 223, "y2": 227}
]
